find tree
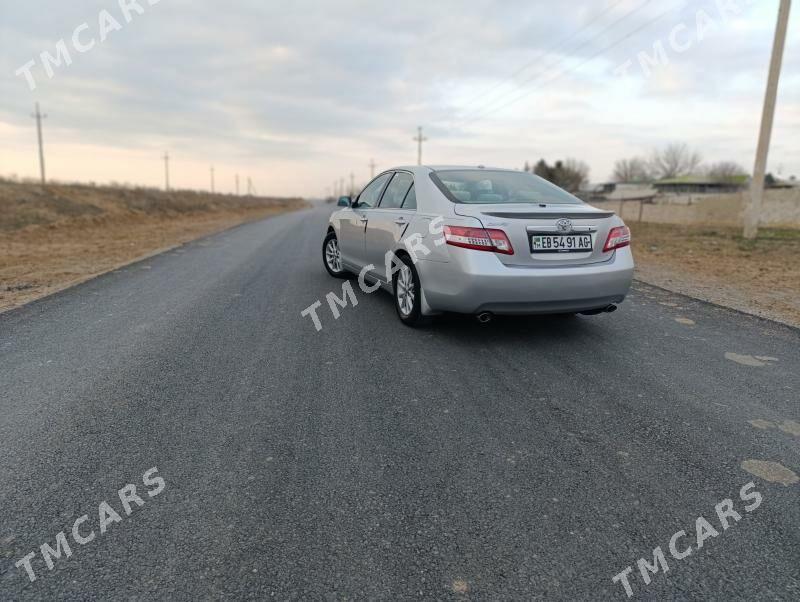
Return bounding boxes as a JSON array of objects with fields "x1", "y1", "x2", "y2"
[
  {"x1": 650, "y1": 143, "x2": 702, "y2": 180},
  {"x1": 533, "y1": 158, "x2": 589, "y2": 192},
  {"x1": 533, "y1": 159, "x2": 551, "y2": 180},
  {"x1": 558, "y1": 158, "x2": 590, "y2": 192},
  {"x1": 706, "y1": 161, "x2": 747, "y2": 183},
  {"x1": 612, "y1": 157, "x2": 652, "y2": 183}
]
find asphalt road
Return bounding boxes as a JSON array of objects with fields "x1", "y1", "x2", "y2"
[{"x1": 1, "y1": 205, "x2": 798, "y2": 601}]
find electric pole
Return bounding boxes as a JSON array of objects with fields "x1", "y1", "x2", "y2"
[
  {"x1": 210, "y1": 166, "x2": 215, "y2": 193},
  {"x1": 350, "y1": 172, "x2": 355, "y2": 196},
  {"x1": 744, "y1": 0, "x2": 792, "y2": 240},
  {"x1": 368, "y1": 159, "x2": 377, "y2": 179},
  {"x1": 340, "y1": 177, "x2": 345, "y2": 198},
  {"x1": 235, "y1": 173, "x2": 240, "y2": 196},
  {"x1": 31, "y1": 102, "x2": 47, "y2": 187},
  {"x1": 413, "y1": 126, "x2": 427, "y2": 166},
  {"x1": 163, "y1": 151, "x2": 170, "y2": 191}
]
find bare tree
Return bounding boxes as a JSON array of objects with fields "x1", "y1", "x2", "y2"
[
  {"x1": 612, "y1": 157, "x2": 652, "y2": 183},
  {"x1": 561, "y1": 158, "x2": 590, "y2": 192},
  {"x1": 650, "y1": 143, "x2": 703, "y2": 180},
  {"x1": 706, "y1": 161, "x2": 747, "y2": 183},
  {"x1": 534, "y1": 158, "x2": 590, "y2": 192}
]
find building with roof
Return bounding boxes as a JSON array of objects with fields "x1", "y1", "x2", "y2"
[{"x1": 653, "y1": 175, "x2": 748, "y2": 195}]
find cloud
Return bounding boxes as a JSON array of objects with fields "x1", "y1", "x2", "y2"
[{"x1": 1, "y1": 0, "x2": 798, "y2": 194}]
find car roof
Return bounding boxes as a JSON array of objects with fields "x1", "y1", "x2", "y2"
[{"x1": 388, "y1": 165, "x2": 520, "y2": 174}]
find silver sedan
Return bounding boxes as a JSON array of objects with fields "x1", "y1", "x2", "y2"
[{"x1": 323, "y1": 166, "x2": 634, "y2": 326}]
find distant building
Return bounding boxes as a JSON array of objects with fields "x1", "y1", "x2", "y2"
[
  {"x1": 580, "y1": 182, "x2": 657, "y2": 203},
  {"x1": 653, "y1": 175, "x2": 748, "y2": 195},
  {"x1": 768, "y1": 176, "x2": 799, "y2": 189}
]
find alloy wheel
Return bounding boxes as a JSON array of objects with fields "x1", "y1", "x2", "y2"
[
  {"x1": 396, "y1": 265, "x2": 415, "y2": 316},
  {"x1": 325, "y1": 238, "x2": 342, "y2": 273}
]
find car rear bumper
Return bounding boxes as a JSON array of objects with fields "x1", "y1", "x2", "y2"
[{"x1": 416, "y1": 247, "x2": 634, "y2": 315}]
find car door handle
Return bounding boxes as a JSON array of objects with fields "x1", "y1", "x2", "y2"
[
  {"x1": 359, "y1": 217, "x2": 369, "y2": 223},
  {"x1": 394, "y1": 218, "x2": 408, "y2": 225}
]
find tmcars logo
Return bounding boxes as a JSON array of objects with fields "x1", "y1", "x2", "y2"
[{"x1": 14, "y1": 467, "x2": 166, "y2": 583}]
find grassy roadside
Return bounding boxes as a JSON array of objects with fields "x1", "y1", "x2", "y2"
[
  {"x1": 0, "y1": 181, "x2": 306, "y2": 312},
  {"x1": 630, "y1": 222, "x2": 800, "y2": 328}
]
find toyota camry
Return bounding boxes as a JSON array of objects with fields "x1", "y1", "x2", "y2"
[{"x1": 322, "y1": 166, "x2": 634, "y2": 326}]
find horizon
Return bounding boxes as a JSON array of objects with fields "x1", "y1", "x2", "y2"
[{"x1": 1, "y1": 0, "x2": 798, "y2": 197}]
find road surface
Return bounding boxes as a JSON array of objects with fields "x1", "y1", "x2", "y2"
[{"x1": 1, "y1": 205, "x2": 798, "y2": 600}]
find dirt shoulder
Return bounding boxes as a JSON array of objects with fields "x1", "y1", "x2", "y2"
[
  {"x1": 630, "y1": 222, "x2": 800, "y2": 328},
  {"x1": 0, "y1": 181, "x2": 306, "y2": 312}
]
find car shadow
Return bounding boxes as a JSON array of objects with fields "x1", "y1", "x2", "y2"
[{"x1": 371, "y1": 290, "x2": 605, "y2": 345}]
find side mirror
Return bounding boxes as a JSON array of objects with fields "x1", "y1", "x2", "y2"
[{"x1": 337, "y1": 196, "x2": 351, "y2": 207}]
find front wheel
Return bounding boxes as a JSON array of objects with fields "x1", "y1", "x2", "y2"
[
  {"x1": 393, "y1": 255, "x2": 431, "y2": 327},
  {"x1": 322, "y1": 231, "x2": 348, "y2": 278}
]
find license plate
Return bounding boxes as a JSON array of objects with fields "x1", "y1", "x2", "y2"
[{"x1": 530, "y1": 234, "x2": 593, "y2": 253}]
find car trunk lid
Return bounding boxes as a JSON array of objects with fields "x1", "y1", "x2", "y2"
[{"x1": 452, "y1": 203, "x2": 618, "y2": 267}]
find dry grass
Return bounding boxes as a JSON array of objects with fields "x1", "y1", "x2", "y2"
[
  {"x1": 630, "y1": 222, "x2": 800, "y2": 328},
  {"x1": 0, "y1": 181, "x2": 305, "y2": 312}
]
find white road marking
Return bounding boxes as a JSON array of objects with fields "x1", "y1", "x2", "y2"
[
  {"x1": 725, "y1": 353, "x2": 778, "y2": 367},
  {"x1": 741, "y1": 460, "x2": 799, "y2": 486}
]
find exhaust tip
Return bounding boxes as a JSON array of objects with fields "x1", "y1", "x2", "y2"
[
  {"x1": 476, "y1": 312, "x2": 494, "y2": 324},
  {"x1": 580, "y1": 305, "x2": 618, "y2": 316}
]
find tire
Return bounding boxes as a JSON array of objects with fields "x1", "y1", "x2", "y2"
[
  {"x1": 322, "y1": 231, "x2": 348, "y2": 279},
  {"x1": 393, "y1": 254, "x2": 431, "y2": 327}
]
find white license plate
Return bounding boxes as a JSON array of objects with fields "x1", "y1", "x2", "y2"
[{"x1": 530, "y1": 234, "x2": 593, "y2": 253}]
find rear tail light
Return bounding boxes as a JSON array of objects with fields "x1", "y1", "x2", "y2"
[
  {"x1": 603, "y1": 226, "x2": 631, "y2": 252},
  {"x1": 443, "y1": 225, "x2": 514, "y2": 255}
]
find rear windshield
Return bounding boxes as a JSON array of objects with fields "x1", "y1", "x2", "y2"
[{"x1": 431, "y1": 170, "x2": 584, "y2": 205}]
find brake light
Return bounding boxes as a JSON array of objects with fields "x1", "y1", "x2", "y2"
[
  {"x1": 603, "y1": 226, "x2": 631, "y2": 252},
  {"x1": 443, "y1": 225, "x2": 514, "y2": 255}
]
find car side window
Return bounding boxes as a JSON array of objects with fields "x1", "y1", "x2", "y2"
[
  {"x1": 402, "y1": 184, "x2": 417, "y2": 210},
  {"x1": 356, "y1": 173, "x2": 392, "y2": 209},
  {"x1": 379, "y1": 172, "x2": 413, "y2": 209}
]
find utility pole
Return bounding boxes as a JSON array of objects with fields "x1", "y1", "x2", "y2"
[
  {"x1": 350, "y1": 172, "x2": 355, "y2": 196},
  {"x1": 744, "y1": 0, "x2": 792, "y2": 240},
  {"x1": 413, "y1": 126, "x2": 427, "y2": 166},
  {"x1": 368, "y1": 159, "x2": 377, "y2": 179},
  {"x1": 163, "y1": 151, "x2": 170, "y2": 191},
  {"x1": 210, "y1": 166, "x2": 215, "y2": 193},
  {"x1": 235, "y1": 173, "x2": 240, "y2": 196},
  {"x1": 340, "y1": 177, "x2": 345, "y2": 198},
  {"x1": 31, "y1": 102, "x2": 47, "y2": 187}
]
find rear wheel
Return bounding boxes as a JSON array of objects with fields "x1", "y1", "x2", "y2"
[
  {"x1": 393, "y1": 255, "x2": 430, "y2": 327},
  {"x1": 322, "y1": 231, "x2": 348, "y2": 278}
]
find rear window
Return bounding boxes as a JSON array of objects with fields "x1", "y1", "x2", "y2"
[{"x1": 431, "y1": 170, "x2": 583, "y2": 205}]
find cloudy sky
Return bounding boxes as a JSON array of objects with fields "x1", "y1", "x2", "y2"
[{"x1": 1, "y1": 0, "x2": 798, "y2": 197}]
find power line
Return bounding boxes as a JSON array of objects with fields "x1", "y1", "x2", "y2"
[
  {"x1": 31, "y1": 102, "x2": 47, "y2": 187},
  {"x1": 455, "y1": 0, "x2": 659, "y2": 126},
  {"x1": 455, "y1": 0, "x2": 629, "y2": 114},
  {"x1": 456, "y1": 1, "x2": 680, "y2": 127}
]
